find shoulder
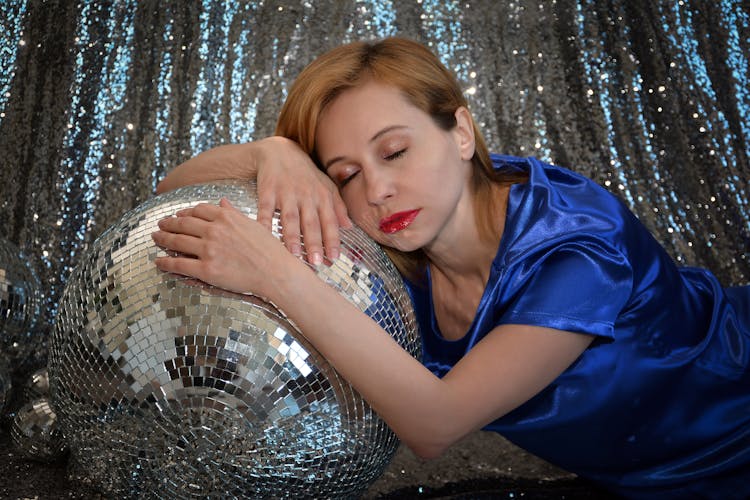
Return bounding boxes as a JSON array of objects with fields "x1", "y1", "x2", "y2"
[
  {"x1": 490, "y1": 154, "x2": 627, "y2": 222},
  {"x1": 491, "y1": 154, "x2": 636, "y2": 263},
  {"x1": 491, "y1": 153, "x2": 607, "y2": 195}
]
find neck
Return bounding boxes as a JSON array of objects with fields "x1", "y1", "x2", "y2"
[{"x1": 424, "y1": 183, "x2": 508, "y2": 288}]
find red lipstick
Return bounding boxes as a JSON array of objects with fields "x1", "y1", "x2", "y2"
[{"x1": 379, "y1": 209, "x2": 420, "y2": 234}]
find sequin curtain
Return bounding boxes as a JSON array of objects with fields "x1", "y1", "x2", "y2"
[{"x1": 1, "y1": 0, "x2": 748, "y2": 329}]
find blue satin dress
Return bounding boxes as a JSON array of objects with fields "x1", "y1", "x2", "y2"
[{"x1": 403, "y1": 154, "x2": 750, "y2": 499}]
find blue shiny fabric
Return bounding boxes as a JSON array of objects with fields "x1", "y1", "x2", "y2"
[{"x1": 404, "y1": 155, "x2": 750, "y2": 499}]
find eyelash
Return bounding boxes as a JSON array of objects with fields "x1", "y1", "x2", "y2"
[
  {"x1": 384, "y1": 149, "x2": 406, "y2": 161},
  {"x1": 337, "y1": 149, "x2": 407, "y2": 187},
  {"x1": 339, "y1": 174, "x2": 355, "y2": 187},
  {"x1": 338, "y1": 169, "x2": 357, "y2": 187}
]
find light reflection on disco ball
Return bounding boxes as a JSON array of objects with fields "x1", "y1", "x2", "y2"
[
  {"x1": 10, "y1": 397, "x2": 66, "y2": 462},
  {"x1": 0, "y1": 237, "x2": 42, "y2": 364},
  {"x1": 50, "y1": 181, "x2": 420, "y2": 498},
  {"x1": 24, "y1": 366, "x2": 50, "y2": 402}
]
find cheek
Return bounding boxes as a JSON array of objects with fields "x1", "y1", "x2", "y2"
[
  {"x1": 341, "y1": 195, "x2": 379, "y2": 234},
  {"x1": 341, "y1": 192, "x2": 366, "y2": 221}
]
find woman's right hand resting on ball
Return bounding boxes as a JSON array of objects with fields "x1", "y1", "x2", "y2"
[{"x1": 156, "y1": 136, "x2": 352, "y2": 265}]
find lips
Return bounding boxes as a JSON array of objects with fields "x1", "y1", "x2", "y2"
[{"x1": 379, "y1": 209, "x2": 420, "y2": 234}]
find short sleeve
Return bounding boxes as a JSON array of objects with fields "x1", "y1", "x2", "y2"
[{"x1": 499, "y1": 242, "x2": 633, "y2": 339}]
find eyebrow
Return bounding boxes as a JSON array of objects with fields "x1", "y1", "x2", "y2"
[{"x1": 323, "y1": 125, "x2": 409, "y2": 171}]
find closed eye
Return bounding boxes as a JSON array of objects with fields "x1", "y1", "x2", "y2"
[
  {"x1": 384, "y1": 149, "x2": 406, "y2": 161},
  {"x1": 338, "y1": 170, "x2": 358, "y2": 187}
]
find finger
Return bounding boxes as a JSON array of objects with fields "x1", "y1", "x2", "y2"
[
  {"x1": 218, "y1": 198, "x2": 242, "y2": 213},
  {"x1": 174, "y1": 201, "x2": 219, "y2": 218},
  {"x1": 153, "y1": 255, "x2": 206, "y2": 280},
  {"x1": 174, "y1": 207, "x2": 195, "y2": 217},
  {"x1": 152, "y1": 230, "x2": 204, "y2": 256},
  {"x1": 278, "y1": 196, "x2": 303, "y2": 258},
  {"x1": 317, "y1": 203, "x2": 341, "y2": 261},
  {"x1": 157, "y1": 216, "x2": 211, "y2": 237},
  {"x1": 256, "y1": 186, "x2": 277, "y2": 232},
  {"x1": 333, "y1": 193, "x2": 353, "y2": 229},
  {"x1": 299, "y1": 206, "x2": 324, "y2": 266},
  {"x1": 185, "y1": 202, "x2": 223, "y2": 221}
]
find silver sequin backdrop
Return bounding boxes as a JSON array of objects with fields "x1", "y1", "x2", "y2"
[{"x1": 1, "y1": 0, "x2": 748, "y2": 329}]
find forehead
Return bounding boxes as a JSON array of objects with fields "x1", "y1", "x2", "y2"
[
  {"x1": 316, "y1": 81, "x2": 426, "y2": 146},
  {"x1": 326, "y1": 80, "x2": 410, "y2": 117}
]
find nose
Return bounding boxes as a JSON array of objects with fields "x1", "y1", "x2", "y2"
[{"x1": 364, "y1": 166, "x2": 395, "y2": 206}]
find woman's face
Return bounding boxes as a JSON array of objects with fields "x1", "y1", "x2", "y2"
[{"x1": 315, "y1": 80, "x2": 476, "y2": 252}]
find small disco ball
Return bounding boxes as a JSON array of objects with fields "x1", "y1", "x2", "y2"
[
  {"x1": 24, "y1": 366, "x2": 50, "y2": 402},
  {"x1": 11, "y1": 397, "x2": 66, "y2": 462},
  {"x1": 50, "y1": 181, "x2": 419, "y2": 498},
  {"x1": 0, "y1": 237, "x2": 42, "y2": 365}
]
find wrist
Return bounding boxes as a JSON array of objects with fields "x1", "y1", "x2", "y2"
[
  {"x1": 226, "y1": 142, "x2": 260, "y2": 178},
  {"x1": 263, "y1": 254, "x2": 318, "y2": 311}
]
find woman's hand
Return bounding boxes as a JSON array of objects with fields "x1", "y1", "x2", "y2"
[
  {"x1": 254, "y1": 137, "x2": 352, "y2": 264},
  {"x1": 156, "y1": 137, "x2": 352, "y2": 265},
  {"x1": 151, "y1": 198, "x2": 306, "y2": 300}
]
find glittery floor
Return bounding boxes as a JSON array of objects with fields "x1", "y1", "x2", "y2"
[{"x1": 0, "y1": 428, "x2": 614, "y2": 499}]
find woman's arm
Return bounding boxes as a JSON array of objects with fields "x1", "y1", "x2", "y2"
[
  {"x1": 155, "y1": 142, "x2": 261, "y2": 194},
  {"x1": 276, "y1": 270, "x2": 594, "y2": 458},
  {"x1": 157, "y1": 137, "x2": 351, "y2": 263},
  {"x1": 274, "y1": 274, "x2": 594, "y2": 458},
  {"x1": 152, "y1": 201, "x2": 594, "y2": 459}
]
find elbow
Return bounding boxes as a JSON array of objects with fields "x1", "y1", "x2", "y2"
[
  {"x1": 155, "y1": 174, "x2": 176, "y2": 194},
  {"x1": 394, "y1": 406, "x2": 468, "y2": 460},
  {"x1": 401, "y1": 433, "x2": 455, "y2": 460}
]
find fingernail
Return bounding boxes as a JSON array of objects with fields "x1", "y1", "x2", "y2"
[
  {"x1": 329, "y1": 248, "x2": 340, "y2": 261},
  {"x1": 311, "y1": 252, "x2": 323, "y2": 266},
  {"x1": 290, "y1": 244, "x2": 301, "y2": 257}
]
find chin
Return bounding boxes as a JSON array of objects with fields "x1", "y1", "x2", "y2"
[
  {"x1": 381, "y1": 236, "x2": 423, "y2": 253},
  {"x1": 359, "y1": 222, "x2": 423, "y2": 252}
]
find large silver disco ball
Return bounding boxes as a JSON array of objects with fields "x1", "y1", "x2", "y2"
[
  {"x1": 50, "y1": 181, "x2": 419, "y2": 498},
  {"x1": 0, "y1": 237, "x2": 42, "y2": 364}
]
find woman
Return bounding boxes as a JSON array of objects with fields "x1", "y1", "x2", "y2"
[{"x1": 152, "y1": 38, "x2": 750, "y2": 498}]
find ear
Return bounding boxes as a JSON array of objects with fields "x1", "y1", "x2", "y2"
[{"x1": 452, "y1": 107, "x2": 476, "y2": 161}]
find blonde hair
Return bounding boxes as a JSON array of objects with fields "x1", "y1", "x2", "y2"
[{"x1": 275, "y1": 37, "x2": 526, "y2": 281}]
